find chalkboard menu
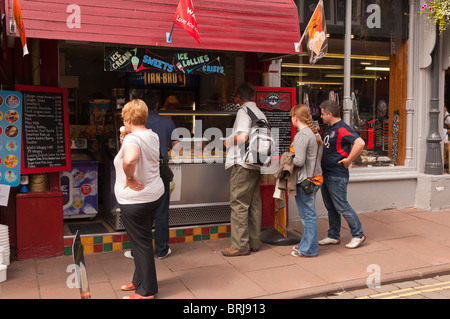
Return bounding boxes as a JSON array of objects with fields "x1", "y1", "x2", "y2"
[
  {"x1": 255, "y1": 87, "x2": 296, "y2": 157},
  {"x1": 16, "y1": 85, "x2": 71, "y2": 174}
]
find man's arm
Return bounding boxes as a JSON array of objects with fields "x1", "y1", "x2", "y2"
[
  {"x1": 338, "y1": 137, "x2": 365, "y2": 169},
  {"x1": 224, "y1": 132, "x2": 248, "y2": 148}
]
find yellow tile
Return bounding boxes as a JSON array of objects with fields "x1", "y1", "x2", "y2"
[
  {"x1": 185, "y1": 236, "x2": 194, "y2": 243},
  {"x1": 169, "y1": 230, "x2": 177, "y2": 238},
  {"x1": 83, "y1": 245, "x2": 93, "y2": 254},
  {"x1": 193, "y1": 228, "x2": 202, "y2": 235},
  {"x1": 82, "y1": 237, "x2": 93, "y2": 245},
  {"x1": 210, "y1": 233, "x2": 218, "y2": 240},
  {"x1": 113, "y1": 242, "x2": 122, "y2": 251},
  {"x1": 218, "y1": 226, "x2": 227, "y2": 233},
  {"x1": 103, "y1": 235, "x2": 113, "y2": 243}
]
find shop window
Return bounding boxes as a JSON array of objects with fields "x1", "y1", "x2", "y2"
[{"x1": 287, "y1": 0, "x2": 408, "y2": 168}]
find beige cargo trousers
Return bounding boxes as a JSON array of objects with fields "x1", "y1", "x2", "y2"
[{"x1": 229, "y1": 164, "x2": 262, "y2": 252}]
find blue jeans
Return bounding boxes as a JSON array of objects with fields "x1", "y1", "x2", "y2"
[
  {"x1": 321, "y1": 175, "x2": 364, "y2": 239},
  {"x1": 154, "y1": 181, "x2": 170, "y2": 257},
  {"x1": 294, "y1": 183, "x2": 320, "y2": 256}
]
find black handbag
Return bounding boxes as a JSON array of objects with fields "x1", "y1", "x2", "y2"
[
  {"x1": 159, "y1": 156, "x2": 174, "y2": 184},
  {"x1": 300, "y1": 178, "x2": 315, "y2": 195}
]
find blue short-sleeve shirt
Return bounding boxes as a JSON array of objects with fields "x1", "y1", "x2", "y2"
[
  {"x1": 321, "y1": 120, "x2": 359, "y2": 178},
  {"x1": 145, "y1": 110, "x2": 178, "y2": 160}
]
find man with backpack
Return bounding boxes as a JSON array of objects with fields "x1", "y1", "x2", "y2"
[{"x1": 222, "y1": 82, "x2": 268, "y2": 257}]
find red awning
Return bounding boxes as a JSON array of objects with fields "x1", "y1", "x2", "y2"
[{"x1": 6, "y1": 0, "x2": 300, "y2": 55}]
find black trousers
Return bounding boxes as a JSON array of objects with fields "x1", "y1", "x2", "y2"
[{"x1": 119, "y1": 196, "x2": 162, "y2": 296}]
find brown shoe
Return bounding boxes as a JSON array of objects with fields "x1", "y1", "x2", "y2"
[{"x1": 221, "y1": 247, "x2": 250, "y2": 257}]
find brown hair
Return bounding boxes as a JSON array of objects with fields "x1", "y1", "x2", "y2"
[
  {"x1": 290, "y1": 104, "x2": 323, "y2": 145},
  {"x1": 319, "y1": 100, "x2": 341, "y2": 118},
  {"x1": 122, "y1": 99, "x2": 148, "y2": 126}
]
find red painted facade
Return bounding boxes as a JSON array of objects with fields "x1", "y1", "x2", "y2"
[{"x1": 5, "y1": 0, "x2": 300, "y2": 55}]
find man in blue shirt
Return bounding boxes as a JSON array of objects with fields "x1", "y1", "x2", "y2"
[
  {"x1": 319, "y1": 100, "x2": 366, "y2": 249},
  {"x1": 144, "y1": 93, "x2": 180, "y2": 259}
]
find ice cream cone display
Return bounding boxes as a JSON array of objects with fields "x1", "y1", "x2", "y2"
[
  {"x1": 120, "y1": 126, "x2": 126, "y2": 136},
  {"x1": 131, "y1": 56, "x2": 139, "y2": 71}
]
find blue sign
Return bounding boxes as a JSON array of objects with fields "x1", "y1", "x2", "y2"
[{"x1": 0, "y1": 91, "x2": 22, "y2": 187}]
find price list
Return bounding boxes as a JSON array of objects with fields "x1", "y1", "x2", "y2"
[{"x1": 17, "y1": 85, "x2": 71, "y2": 174}]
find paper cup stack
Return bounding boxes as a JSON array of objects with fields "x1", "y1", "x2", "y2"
[{"x1": 0, "y1": 224, "x2": 10, "y2": 282}]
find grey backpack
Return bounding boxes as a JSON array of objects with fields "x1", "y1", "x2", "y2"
[{"x1": 243, "y1": 107, "x2": 274, "y2": 167}]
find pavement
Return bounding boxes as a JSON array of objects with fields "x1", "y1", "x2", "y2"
[{"x1": 1, "y1": 207, "x2": 450, "y2": 300}]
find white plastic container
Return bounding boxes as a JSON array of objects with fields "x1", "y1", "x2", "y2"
[
  {"x1": 0, "y1": 264, "x2": 6, "y2": 283},
  {"x1": 0, "y1": 246, "x2": 4, "y2": 265}
]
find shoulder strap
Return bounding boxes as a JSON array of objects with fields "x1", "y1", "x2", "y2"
[{"x1": 244, "y1": 106, "x2": 260, "y2": 121}]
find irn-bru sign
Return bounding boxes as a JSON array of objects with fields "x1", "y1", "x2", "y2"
[{"x1": 104, "y1": 47, "x2": 225, "y2": 75}]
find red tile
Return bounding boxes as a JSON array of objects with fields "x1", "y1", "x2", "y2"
[
  {"x1": 219, "y1": 233, "x2": 227, "y2": 238},
  {"x1": 176, "y1": 237, "x2": 185, "y2": 244},
  {"x1": 64, "y1": 237, "x2": 74, "y2": 246},
  {"x1": 94, "y1": 244, "x2": 103, "y2": 253},
  {"x1": 122, "y1": 234, "x2": 129, "y2": 242},
  {"x1": 184, "y1": 228, "x2": 193, "y2": 236},
  {"x1": 113, "y1": 235, "x2": 122, "y2": 242},
  {"x1": 202, "y1": 227, "x2": 210, "y2": 235},
  {"x1": 169, "y1": 237, "x2": 177, "y2": 244},
  {"x1": 226, "y1": 225, "x2": 231, "y2": 232}
]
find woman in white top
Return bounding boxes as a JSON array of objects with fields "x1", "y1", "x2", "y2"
[{"x1": 114, "y1": 99, "x2": 164, "y2": 299}]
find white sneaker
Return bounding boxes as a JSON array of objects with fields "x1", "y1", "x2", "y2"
[
  {"x1": 124, "y1": 250, "x2": 134, "y2": 259},
  {"x1": 318, "y1": 237, "x2": 340, "y2": 245},
  {"x1": 345, "y1": 236, "x2": 366, "y2": 249},
  {"x1": 157, "y1": 248, "x2": 172, "y2": 260}
]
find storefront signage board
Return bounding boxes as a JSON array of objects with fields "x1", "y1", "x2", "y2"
[
  {"x1": 0, "y1": 90, "x2": 23, "y2": 187},
  {"x1": 255, "y1": 87, "x2": 296, "y2": 157},
  {"x1": 16, "y1": 85, "x2": 71, "y2": 174},
  {"x1": 104, "y1": 47, "x2": 225, "y2": 75}
]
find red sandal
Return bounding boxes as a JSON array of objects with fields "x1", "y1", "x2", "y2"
[{"x1": 120, "y1": 283, "x2": 137, "y2": 291}]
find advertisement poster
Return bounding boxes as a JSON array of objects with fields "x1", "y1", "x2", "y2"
[{"x1": 0, "y1": 91, "x2": 23, "y2": 187}]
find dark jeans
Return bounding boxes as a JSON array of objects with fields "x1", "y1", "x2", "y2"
[
  {"x1": 154, "y1": 181, "x2": 170, "y2": 257},
  {"x1": 120, "y1": 196, "x2": 162, "y2": 297},
  {"x1": 320, "y1": 175, "x2": 364, "y2": 239}
]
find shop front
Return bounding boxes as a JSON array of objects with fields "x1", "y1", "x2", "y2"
[
  {"x1": 0, "y1": 0, "x2": 301, "y2": 258},
  {"x1": 286, "y1": 0, "x2": 450, "y2": 217}
]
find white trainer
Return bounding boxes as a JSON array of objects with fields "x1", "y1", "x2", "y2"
[
  {"x1": 345, "y1": 236, "x2": 366, "y2": 249},
  {"x1": 157, "y1": 248, "x2": 172, "y2": 260},
  {"x1": 124, "y1": 250, "x2": 134, "y2": 259},
  {"x1": 318, "y1": 237, "x2": 340, "y2": 245}
]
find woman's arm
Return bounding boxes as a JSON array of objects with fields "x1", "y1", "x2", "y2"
[{"x1": 122, "y1": 145, "x2": 144, "y2": 191}]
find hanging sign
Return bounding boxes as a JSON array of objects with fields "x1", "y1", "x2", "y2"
[{"x1": 104, "y1": 47, "x2": 225, "y2": 75}]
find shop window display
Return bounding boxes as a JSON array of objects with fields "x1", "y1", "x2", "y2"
[{"x1": 288, "y1": 0, "x2": 409, "y2": 167}]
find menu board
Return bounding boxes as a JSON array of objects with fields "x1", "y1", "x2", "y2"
[
  {"x1": 16, "y1": 85, "x2": 71, "y2": 174},
  {"x1": 255, "y1": 87, "x2": 296, "y2": 157},
  {"x1": 0, "y1": 91, "x2": 23, "y2": 187}
]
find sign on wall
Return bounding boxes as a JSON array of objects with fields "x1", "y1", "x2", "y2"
[
  {"x1": 0, "y1": 91, "x2": 23, "y2": 187},
  {"x1": 255, "y1": 87, "x2": 296, "y2": 157},
  {"x1": 16, "y1": 85, "x2": 71, "y2": 174},
  {"x1": 104, "y1": 47, "x2": 225, "y2": 75}
]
